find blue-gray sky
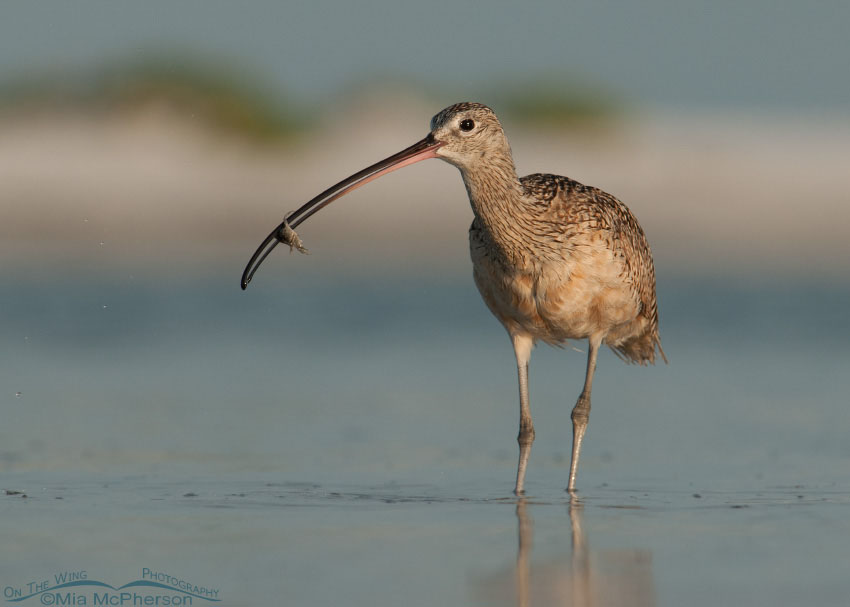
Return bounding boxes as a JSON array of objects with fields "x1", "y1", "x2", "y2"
[{"x1": 2, "y1": 0, "x2": 849, "y2": 111}]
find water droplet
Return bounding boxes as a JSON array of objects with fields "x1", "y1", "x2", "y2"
[
  {"x1": 83, "y1": 218, "x2": 89, "y2": 223},
  {"x1": 99, "y1": 241, "x2": 105, "y2": 246},
  {"x1": 15, "y1": 392, "x2": 22, "y2": 398},
  {"x1": 102, "y1": 305, "x2": 108, "y2": 309}
]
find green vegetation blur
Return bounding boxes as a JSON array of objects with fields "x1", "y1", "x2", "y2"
[{"x1": 0, "y1": 53, "x2": 623, "y2": 144}]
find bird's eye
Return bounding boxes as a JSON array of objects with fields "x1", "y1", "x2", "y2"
[{"x1": 459, "y1": 118, "x2": 475, "y2": 132}]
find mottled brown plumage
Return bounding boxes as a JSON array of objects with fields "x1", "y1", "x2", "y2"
[
  {"x1": 241, "y1": 101, "x2": 665, "y2": 494},
  {"x1": 431, "y1": 102, "x2": 665, "y2": 492},
  {"x1": 496, "y1": 172, "x2": 665, "y2": 364}
]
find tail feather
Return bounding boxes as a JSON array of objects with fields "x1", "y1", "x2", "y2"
[{"x1": 611, "y1": 331, "x2": 667, "y2": 366}]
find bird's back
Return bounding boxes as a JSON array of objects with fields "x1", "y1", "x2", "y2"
[{"x1": 470, "y1": 173, "x2": 666, "y2": 364}]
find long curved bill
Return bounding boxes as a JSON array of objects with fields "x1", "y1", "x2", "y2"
[{"x1": 241, "y1": 133, "x2": 443, "y2": 289}]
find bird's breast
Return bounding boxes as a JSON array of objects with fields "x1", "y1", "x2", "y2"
[{"x1": 470, "y1": 226, "x2": 640, "y2": 344}]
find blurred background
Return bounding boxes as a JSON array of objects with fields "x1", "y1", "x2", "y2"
[
  {"x1": 2, "y1": 0, "x2": 848, "y2": 281},
  {"x1": 0, "y1": 0, "x2": 850, "y2": 480},
  {"x1": 3, "y1": 0, "x2": 850, "y2": 483},
  {"x1": 2, "y1": 0, "x2": 849, "y2": 482}
]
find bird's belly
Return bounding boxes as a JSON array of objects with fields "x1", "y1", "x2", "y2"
[{"x1": 472, "y1": 252, "x2": 640, "y2": 345}]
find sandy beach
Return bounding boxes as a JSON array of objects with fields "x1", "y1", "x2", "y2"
[{"x1": 2, "y1": 103, "x2": 848, "y2": 281}]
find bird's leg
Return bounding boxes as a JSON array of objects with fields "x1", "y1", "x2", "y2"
[
  {"x1": 568, "y1": 334, "x2": 602, "y2": 493},
  {"x1": 512, "y1": 334, "x2": 535, "y2": 495}
]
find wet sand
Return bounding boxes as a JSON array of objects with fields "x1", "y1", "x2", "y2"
[
  {"x1": 4, "y1": 475, "x2": 849, "y2": 607},
  {"x1": 3, "y1": 273, "x2": 850, "y2": 606}
]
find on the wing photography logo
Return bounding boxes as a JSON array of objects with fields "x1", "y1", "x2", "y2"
[{"x1": 4, "y1": 569, "x2": 220, "y2": 605}]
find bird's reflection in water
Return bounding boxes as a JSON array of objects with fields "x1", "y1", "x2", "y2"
[{"x1": 476, "y1": 497, "x2": 655, "y2": 607}]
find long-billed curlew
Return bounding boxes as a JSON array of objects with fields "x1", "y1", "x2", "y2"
[{"x1": 242, "y1": 102, "x2": 666, "y2": 494}]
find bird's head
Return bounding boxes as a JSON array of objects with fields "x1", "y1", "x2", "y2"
[
  {"x1": 429, "y1": 102, "x2": 512, "y2": 171},
  {"x1": 241, "y1": 102, "x2": 510, "y2": 289}
]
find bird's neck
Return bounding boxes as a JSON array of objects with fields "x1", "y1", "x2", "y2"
[{"x1": 460, "y1": 155, "x2": 531, "y2": 259}]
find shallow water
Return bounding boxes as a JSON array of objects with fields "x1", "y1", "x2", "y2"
[{"x1": 2, "y1": 271, "x2": 849, "y2": 605}]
